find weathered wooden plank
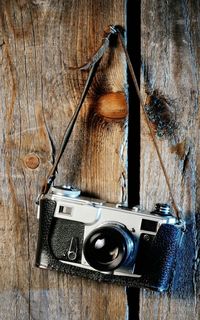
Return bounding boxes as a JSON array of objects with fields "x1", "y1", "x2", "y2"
[
  {"x1": 0, "y1": 1, "x2": 128, "y2": 319},
  {"x1": 140, "y1": 0, "x2": 200, "y2": 319}
]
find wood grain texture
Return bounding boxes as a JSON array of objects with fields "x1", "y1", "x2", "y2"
[
  {"x1": 0, "y1": 1, "x2": 128, "y2": 319},
  {"x1": 140, "y1": 0, "x2": 200, "y2": 319}
]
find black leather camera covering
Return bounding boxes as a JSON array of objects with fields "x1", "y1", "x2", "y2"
[
  {"x1": 50, "y1": 218, "x2": 84, "y2": 263},
  {"x1": 36, "y1": 198, "x2": 183, "y2": 291}
]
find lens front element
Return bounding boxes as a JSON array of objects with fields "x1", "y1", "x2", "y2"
[{"x1": 83, "y1": 224, "x2": 135, "y2": 271}]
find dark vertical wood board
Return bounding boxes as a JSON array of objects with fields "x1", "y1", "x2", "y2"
[
  {"x1": 0, "y1": 1, "x2": 128, "y2": 319},
  {"x1": 140, "y1": 0, "x2": 199, "y2": 319}
]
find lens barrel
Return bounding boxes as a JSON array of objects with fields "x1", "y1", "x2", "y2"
[{"x1": 83, "y1": 224, "x2": 135, "y2": 272}]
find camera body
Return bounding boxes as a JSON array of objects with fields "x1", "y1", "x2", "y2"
[{"x1": 36, "y1": 186, "x2": 183, "y2": 292}]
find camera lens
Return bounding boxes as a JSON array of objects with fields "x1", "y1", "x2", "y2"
[{"x1": 83, "y1": 224, "x2": 135, "y2": 271}]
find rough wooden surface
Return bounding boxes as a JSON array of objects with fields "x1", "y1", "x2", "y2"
[
  {"x1": 140, "y1": 0, "x2": 200, "y2": 319},
  {"x1": 0, "y1": 1, "x2": 128, "y2": 319}
]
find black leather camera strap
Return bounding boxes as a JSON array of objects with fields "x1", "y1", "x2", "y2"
[{"x1": 38, "y1": 25, "x2": 181, "y2": 220}]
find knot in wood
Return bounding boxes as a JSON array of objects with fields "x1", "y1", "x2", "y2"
[
  {"x1": 23, "y1": 153, "x2": 40, "y2": 169},
  {"x1": 95, "y1": 92, "x2": 127, "y2": 121}
]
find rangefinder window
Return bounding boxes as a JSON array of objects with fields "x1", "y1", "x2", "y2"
[{"x1": 59, "y1": 205, "x2": 73, "y2": 215}]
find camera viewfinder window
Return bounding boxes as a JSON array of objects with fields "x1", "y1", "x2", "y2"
[{"x1": 141, "y1": 219, "x2": 157, "y2": 232}]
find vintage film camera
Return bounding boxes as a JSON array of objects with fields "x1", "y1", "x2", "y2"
[
  {"x1": 35, "y1": 26, "x2": 184, "y2": 292},
  {"x1": 36, "y1": 185, "x2": 183, "y2": 292}
]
